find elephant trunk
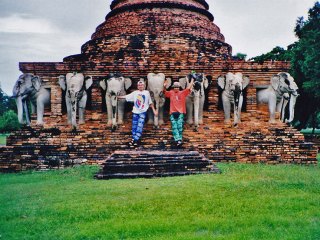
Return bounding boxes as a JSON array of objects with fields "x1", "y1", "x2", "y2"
[
  {"x1": 23, "y1": 99, "x2": 31, "y2": 126},
  {"x1": 154, "y1": 97, "x2": 160, "y2": 127},
  {"x1": 287, "y1": 93, "x2": 298, "y2": 123},
  {"x1": 233, "y1": 85, "x2": 242, "y2": 126},
  {"x1": 15, "y1": 97, "x2": 24, "y2": 124},
  {"x1": 111, "y1": 95, "x2": 118, "y2": 129},
  {"x1": 70, "y1": 97, "x2": 77, "y2": 130},
  {"x1": 194, "y1": 96, "x2": 200, "y2": 128}
]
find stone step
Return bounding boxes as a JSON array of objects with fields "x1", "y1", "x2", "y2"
[{"x1": 95, "y1": 150, "x2": 220, "y2": 179}]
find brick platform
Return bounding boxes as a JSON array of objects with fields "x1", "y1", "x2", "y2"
[
  {"x1": 95, "y1": 150, "x2": 220, "y2": 179},
  {"x1": 0, "y1": 109, "x2": 317, "y2": 172}
]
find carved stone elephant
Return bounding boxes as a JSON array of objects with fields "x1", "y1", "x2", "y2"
[
  {"x1": 217, "y1": 72, "x2": 250, "y2": 126},
  {"x1": 100, "y1": 73, "x2": 132, "y2": 130},
  {"x1": 12, "y1": 73, "x2": 50, "y2": 126},
  {"x1": 257, "y1": 72, "x2": 299, "y2": 123},
  {"x1": 146, "y1": 73, "x2": 171, "y2": 128},
  {"x1": 179, "y1": 73, "x2": 209, "y2": 129},
  {"x1": 59, "y1": 72, "x2": 93, "y2": 130}
]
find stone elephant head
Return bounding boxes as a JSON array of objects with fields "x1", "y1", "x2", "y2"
[
  {"x1": 100, "y1": 72, "x2": 132, "y2": 130},
  {"x1": 179, "y1": 73, "x2": 209, "y2": 129},
  {"x1": 257, "y1": 72, "x2": 299, "y2": 123},
  {"x1": 218, "y1": 72, "x2": 250, "y2": 126},
  {"x1": 146, "y1": 73, "x2": 171, "y2": 128},
  {"x1": 59, "y1": 72, "x2": 93, "y2": 130},
  {"x1": 12, "y1": 73, "x2": 50, "y2": 125}
]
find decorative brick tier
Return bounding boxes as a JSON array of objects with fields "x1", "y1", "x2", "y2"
[
  {"x1": 95, "y1": 150, "x2": 220, "y2": 179},
  {"x1": 64, "y1": 0, "x2": 231, "y2": 73}
]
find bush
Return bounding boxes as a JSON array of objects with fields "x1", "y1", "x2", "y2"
[{"x1": 0, "y1": 110, "x2": 20, "y2": 133}]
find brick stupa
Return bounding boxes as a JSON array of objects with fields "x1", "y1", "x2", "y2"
[
  {"x1": 0, "y1": 0, "x2": 317, "y2": 172},
  {"x1": 64, "y1": 0, "x2": 232, "y2": 78}
]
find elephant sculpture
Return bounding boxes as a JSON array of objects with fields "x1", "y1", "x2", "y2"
[
  {"x1": 257, "y1": 72, "x2": 299, "y2": 123},
  {"x1": 217, "y1": 72, "x2": 250, "y2": 126},
  {"x1": 59, "y1": 72, "x2": 93, "y2": 130},
  {"x1": 179, "y1": 73, "x2": 209, "y2": 129},
  {"x1": 12, "y1": 73, "x2": 50, "y2": 126},
  {"x1": 146, "y1": 73, "x2": 171, "y2": 128},
  {"x1": 100, "y1": 73, "x2": 132, "y2": 130}
]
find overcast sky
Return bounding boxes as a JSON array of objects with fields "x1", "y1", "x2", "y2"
[{"x1": 0, "y1": 0, "x2": 317, "y2": 95}]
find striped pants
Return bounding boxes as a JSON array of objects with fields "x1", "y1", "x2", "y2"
[
  {"x1": 132, "y1": 112, "x2": 147, "y2": 141},
  {"x1": 170, "y1": 113, "x2": 185, "y2": 142}
]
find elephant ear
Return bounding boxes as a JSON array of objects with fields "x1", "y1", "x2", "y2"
[
  {"x1": 124, "y1": 78, "x2": 132, "y2": 90},
  {"x1": 158, "y1": 73, "x2": 165, "y2": 81},
  {"x1": 179, "y1": 77, "x2": 187, "y2": 89},
  {"x1": 165, "y1": 77, "x2": 172, "y2": 89},
  {"x1": 100, "y1": 79, "x2": 107, "y2": 91},
  {"x1": 84, "y1": 76, "x2": 93, "y2": 90},
  {"x1": 217, "y1": 75, "x2": 226, "y2": 89},
  {"x1": 242, "y1": 75, "x2": 250, "y2": 89},
  {"x1": 58, "y1": 75, "x2": 66, "y2": 91},
  {"x1": 271, "y1": 75, "x2": 280, "y2": 90},
  {"x1": 12, "y1": 78, "x2": 23, "y2": 97},
  {"x1": 147, "y1": 73, "x2": 155, "y2": 81},
  {"x1": 31, "y1": 76, "x2": 42, "y2": 91}
]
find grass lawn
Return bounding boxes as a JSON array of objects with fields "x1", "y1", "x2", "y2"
[
  {"x1": 0, "y1": 164, "x2": 319, "y2": 240},
  {"x1": 0, "y1": 134, "x2": 7, "y2": 145}
]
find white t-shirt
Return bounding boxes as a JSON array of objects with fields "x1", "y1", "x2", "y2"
[{"x1": 125, "y1": 90, "x2": 153, "y2": 114}]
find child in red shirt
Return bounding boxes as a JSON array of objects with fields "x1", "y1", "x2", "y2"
[{"x1": 163, "y1": 79, "x2": 194, "y2": 146}]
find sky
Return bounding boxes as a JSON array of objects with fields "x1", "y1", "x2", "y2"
[{"x1": 0, "y1": 0, "x2": 317, "y2": 95}]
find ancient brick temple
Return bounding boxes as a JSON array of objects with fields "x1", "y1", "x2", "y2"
[{"x1": 0, "y1": 0, "x2": 317, "y2": 172}]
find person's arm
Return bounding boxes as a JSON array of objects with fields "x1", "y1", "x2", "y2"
[
  {"x1": 187, "y1": 79, "x2": 194, "y2": 90},
  {"x1": 119, "y1": 91, "x2": 134, "y2": 102},
  {"x1": 163, "y1": 79, "x2": 170, "y2": 97},
  {"x1": 117, "y1": 95, "x2": 126, "y2": 99}
]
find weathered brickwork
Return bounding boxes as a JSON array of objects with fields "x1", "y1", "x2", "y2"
[{"x1": 0, "y1": 0, "x2": 317, "y2": 171}]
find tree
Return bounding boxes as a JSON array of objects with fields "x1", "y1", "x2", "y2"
[
  {"x1": 0, "y1": 84, "x2": 16, "y2": 116},
  {"x1": 233, "y1": 53, "x2": 247, "y2": 61},
  {"x1": 0, "y1": 110, "x2": 20, "y2": 133},
  {"x1": 249, "y1": 46, "x2": 292, "y2": 63},
  {"x1": 250, "y1": 2, "x2": 320, "y2": 130},
  {"x1": 291, "y1": 1, "x2": 320, "y2": 130},
  {"x1": 0, "y1": 83, "x2": 19, "y2": 133}
]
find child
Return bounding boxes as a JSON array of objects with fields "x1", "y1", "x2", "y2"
[
  {"x1": 163, "y1": 79, "x2": 194, "y2": 146},
  {"x1": 118, "y1": 80, "x2": 158, "y2": 146}
]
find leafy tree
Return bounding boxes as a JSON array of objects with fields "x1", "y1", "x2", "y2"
[
  {"x1": 250, "y1": 2, "x2": 320, "y2": 130},
  {"x1": 249, "y1": 46, "x2": 292, "y2": 63},
  {"x1": 0, "y1": 83, "x2": 19, "y2": 133},
  {"x1": 233, "y1": 53, "x2": 247, "y2": 61},
  {"x1": 291, "y1": 1, "x2": 320, "y2": 130},
  {"x1": 0, "y1": 84, "x2": 16, "y2": 116},
  {"x1": 0, "y1": 110, "x2": 20, "y2": 133}
]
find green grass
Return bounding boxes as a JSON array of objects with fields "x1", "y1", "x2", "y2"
[
  {"x1": 0, "y1": 134, "x2": 8, "y2": 145},
  {"x1": 0, "y1": 164, "x2": 320, "y2": 240}
]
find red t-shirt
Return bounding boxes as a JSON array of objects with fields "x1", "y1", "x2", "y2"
[{"x1": 164, "y1": 89, "x2": 190, "y2": 114}]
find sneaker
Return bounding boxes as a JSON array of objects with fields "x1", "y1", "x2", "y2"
[
  {"x1": 177, "y1": 140, "x2": 182, "y2": 147},
  {"x1": 128, "y1": 139, "x2": 134, "y2": 147}
]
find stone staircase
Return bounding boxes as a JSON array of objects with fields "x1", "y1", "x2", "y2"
[{"x1": 95, "y1": 150, "x2": 220, "y2": 179}]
